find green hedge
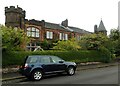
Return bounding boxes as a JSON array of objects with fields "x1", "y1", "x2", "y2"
[{"x1": 2, "y1": 50, "x2": 112, "y2": 67}]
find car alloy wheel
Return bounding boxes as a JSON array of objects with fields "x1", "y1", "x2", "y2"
[
  {"x1": 32, "y1": 70, "x2": 43, "y2": 81},
  {"x1": 67, "y1": 67, "x2": 75, "y2": 75}
]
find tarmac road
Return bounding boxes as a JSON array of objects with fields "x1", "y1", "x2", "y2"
[{"x1": 15, "y1": 65, "x2": 118, "y2": 84}]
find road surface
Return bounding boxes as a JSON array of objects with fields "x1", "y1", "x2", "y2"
[{"x1": 14, "y1": 65, "x2": 119, "y2": 84}]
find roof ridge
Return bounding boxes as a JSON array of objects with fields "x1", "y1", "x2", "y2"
[{"x1": 45, "y1": 21, "x2": 59, "y2": 25}]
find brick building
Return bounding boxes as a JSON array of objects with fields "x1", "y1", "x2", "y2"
[{"x1": 5, "y1": 6, "x2": 93, "y2": 51}]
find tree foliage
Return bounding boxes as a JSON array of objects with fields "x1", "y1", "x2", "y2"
[
  {"x1": 79, "y1": 33, "x2": 113, "y2": 61},
  {"x1": 53, "y1": 38, "x2": 81, "y2": 51},
  {"x1": 109, "y1": 29, "x2": 120, "y2": 41},
  {"x1": 39, "y1": 40, "x2": 53, "y2": 50},
  {"x1": 0, "y1": 25, "x2": 29, "y2": 51},
  {"x1": 109, "y1": 29, "x2": 120, "y2": 56},
  {"x1": 79, "y1": 33, "x2": 109, "y2": 50}
]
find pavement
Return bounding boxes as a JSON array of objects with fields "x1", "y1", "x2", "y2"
[{"x1": 1, "y1": 62, "x2": 119, "y2": 81}]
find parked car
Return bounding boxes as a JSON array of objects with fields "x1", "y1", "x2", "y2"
[{"x1": 19, "y1": 55, "x2": 77, "y2": 81}]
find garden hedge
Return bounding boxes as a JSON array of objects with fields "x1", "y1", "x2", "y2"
[{"x1": 2, "y1": 50, "x2": 112, "y2": 67}]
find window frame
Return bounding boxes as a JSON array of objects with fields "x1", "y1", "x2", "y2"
[
  {"x1": 65, "y1": 34, "x2": 68, "y2": 40},
  {"x1": 46, "y1": 31, "x2": 53, "y2": 39},
  {"x1": 39, "y1": 56, "x2": 52, "y2": 63},
  {"x1": 27, "y1": 27, "x2": 40, "y2": 38},
  {"x1": 50, "y1": 56, "x2": 64, "y2": 63},
  {"x1": 26, "y1": 56, "x2": 39, "y2": 63},
  {"x1": 59, "y1": 33, "x2": 68, "y2": 40}
]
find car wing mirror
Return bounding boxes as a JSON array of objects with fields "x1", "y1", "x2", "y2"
[{"x1": 59, "y1": 60, "x2": 64, "y2": 63}]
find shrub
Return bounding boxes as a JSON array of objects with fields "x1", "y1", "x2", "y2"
[
  {"x1": 2, "y1": 50, "x2": 112, "y2": 67},
  {"x1": 98, "y1": 46, "x2": 112, "y2": 63},
  {"x1": 53, "y1": 38, "x2": 80, "y2": 51},
  {"x1": 0, "y1": 25, "x2": 29, "y2": 51},
  {"x1": 79, "y1": 33, "x2": 109, "y2": 50}
]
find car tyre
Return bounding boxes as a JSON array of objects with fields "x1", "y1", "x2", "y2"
[
  {"x1": 31, "y1": 70, "x2": 43, "y2": 81},
  {"x1": 67, "y1": 66, "x2": 75, "y2": 75}
]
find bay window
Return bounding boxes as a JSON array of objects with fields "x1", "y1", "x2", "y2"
[{"x1": 27, "y1": 27, "x2": 40, "y2": 37}]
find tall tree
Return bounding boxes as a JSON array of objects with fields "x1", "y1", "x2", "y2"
[
  {"x1": 109, "y1": 29, "x2": 120, "y2": 56},
  {"x1": 0, "y1": 25, "x2": 29, "y2": 51},
  {"x1": 109, "y1": 29, "x2": 120, "y2": 41},
  {"x1": 79, "y1": 33, "x2": 109, "y2": 50}
]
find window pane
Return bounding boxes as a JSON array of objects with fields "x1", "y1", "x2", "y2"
[
  {"x1": 27, "y1": 27, "x2": 40, "y2": 38},
  {"x1": 50, "y1": 32, "x2": 53, "y2": 39},
  {"x1": 65, "y1": 34, "x2": 68, "y2": 40},
  {"x1": 27, "y1": 28, "x2": 31, "y2": 31},
  {"x1": 27, "y1": 31, "x2": 31, "y2": 36},
  {"x1": 26, "y1": 56, "x2": 39, "y2": 63},
  {"x1": 36, "y1": 32, "x2": 39, "y2": 37},
  {"x1": 29, "y1": 58, "x2": 38, "y2": 63},
  {"x1": 51, "y1": 56, "x2": 63, "y2": 63},
  {"x1": 59, "y1": 33, "x2": 62, "y2": 40},
  {"x1": 46, "y1": 31, "x2": 49, "y2": 39},
  {"x1": 32, "y1": 27, "x2": 35, "y2": 31},
  {"x1": 32, "y1": 32, "x2": 35, "y2": 37},
  {"x1": 36, "y1": 29, "x2": 39, "y2": 32},
  {"x1": 63, "y1": 33, "x2": 65, "y2": 40},
  {"x1": 40, "y1": 57, "x2": 51, "y2": 63}
]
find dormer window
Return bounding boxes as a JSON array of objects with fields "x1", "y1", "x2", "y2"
[{"x1": 27, "y1": 27, "x2": 40, "y2": 37}]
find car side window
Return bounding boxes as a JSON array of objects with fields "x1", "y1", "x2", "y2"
[
  {"x1": 51, "y1": 56, "x2": 63, "y2": 63},
  {"x1": 39, "y1": 56, "x2": 51, "y2": 63},
  {"x1": 26, "y1": 56, "x2": 39, "y2": 63}
]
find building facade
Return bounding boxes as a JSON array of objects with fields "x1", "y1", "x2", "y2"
[{"x1": 6, "y1": 6, "x2": 105, "y2": 51}]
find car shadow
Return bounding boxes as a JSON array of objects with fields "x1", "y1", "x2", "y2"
[{"x1": 19, "y1": 73, "x2": 74, "y2": 82}]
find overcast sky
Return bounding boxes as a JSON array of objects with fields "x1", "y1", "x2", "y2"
[{"x1": 0, "y1": 0, "x2": 119, "y2": 34}]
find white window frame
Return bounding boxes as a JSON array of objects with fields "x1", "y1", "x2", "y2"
[
  {"x1": 46, "y1": 31, "x2": 49, "y2": 39},
  {"x1": 50, "y1": 32, "x2": 53, "y2": 39},
  {"x1": 59, "y1": 33, "x2": 62, "y2": 40},
  {"x1": 65, "y1": 34, "x2": 68, "y2": 40},
  {"x1": 46, "y1": 31, "x2": 53, "y2": 39},
  {"x1": 62, "y1": 33, "x2": 65, "y2": 40},
  {"x1": 59, "y1": 33, "x2": 68, "y2": 40},
  {"x1": 27, "y1": 27, "x2": 40, "y2": 37}
]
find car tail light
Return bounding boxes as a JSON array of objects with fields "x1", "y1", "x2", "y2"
[
  {"x1": 24, "y1": 63, "x2": 29, "y2": 68},
  {"x1": 19, "y1": 65, "x2": 23, "y2": 68}
]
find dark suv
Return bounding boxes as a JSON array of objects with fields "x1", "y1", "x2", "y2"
[{"x1": 19, "y1": 55, "x2": 77, "y2": 81}]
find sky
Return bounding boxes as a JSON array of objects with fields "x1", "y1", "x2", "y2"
[{"x1": 0, "y1": 0, "x2": 119, "y2": 34}]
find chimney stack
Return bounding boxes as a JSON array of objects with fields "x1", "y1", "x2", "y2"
[
  {"x1": 94, "y1": 25, "x2": 97, "y2": 33},
  {"x1": 61, "y1": 19, "x2": 68, "y2": 27}
]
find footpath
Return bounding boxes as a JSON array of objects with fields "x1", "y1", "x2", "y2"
[{"x1": 1, "y1": 62, "x2": 119, "y2": 81}]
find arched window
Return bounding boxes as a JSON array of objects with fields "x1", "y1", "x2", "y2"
[{"x1": 27, "y1": 27, "x2": 40, "y2": 37}]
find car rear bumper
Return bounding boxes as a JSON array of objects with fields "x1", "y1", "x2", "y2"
[{"x1": 19, "y1": 68, "x2": 31, "y2": 77}]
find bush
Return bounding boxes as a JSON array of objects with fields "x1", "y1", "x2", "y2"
[
  {"x1": 53, "y1": 38, "x2": 80, "y2": 51},
  {"x1": 98, "y1": 46, "x2": 112, "y2": 63},
  {"x1": 2, "y1": 50, "x2": 112, "y2": 67},
  {"x1": 79, "y1": 33, "x2": 109, "y2": 50},
  {"x1": 0, "y1": 25, "x2": 29, "y2": 51}
]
